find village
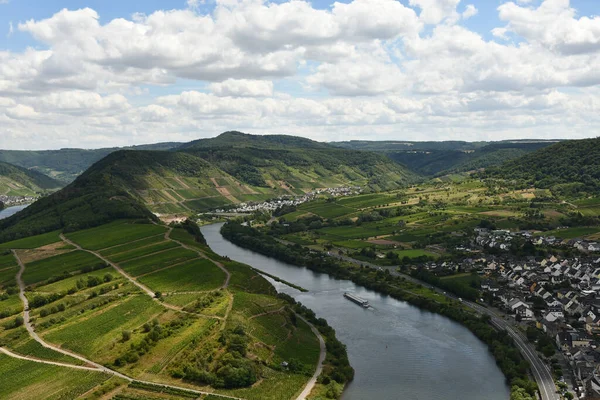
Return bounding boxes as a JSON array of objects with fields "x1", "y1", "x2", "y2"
[
  {"x1": 211, "y1": 186, "x2": 362, "y2": 214},
  {"x1": 418, "y1": 227, "x2": 600, "y2": 400},
  {"x1": 0, "y1": 194, "x2": 37, "y2": 208}
]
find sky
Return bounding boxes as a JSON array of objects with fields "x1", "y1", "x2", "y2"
[{"x1": 1, "y1": 0, "x2": 600, "y2": 149}]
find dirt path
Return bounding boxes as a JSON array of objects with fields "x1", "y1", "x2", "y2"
[
  {"x1": 248, "y1": 306, "x2": 286, "y2": 320},
  {"x1": 12, "y1": 250, "x2": 133, "y2": 380},
  {"x1": 0, "y1": 347, "x2": 103, "y2": 372},
  {"x1": 294, "y1": 314, "x2": 326, "y2": 400},
  {"x1": 10, "y1": 248, "x2": 247, "y2": 400},
  {"x1": 59, "y1": 234, "x2": 156, "y2": 299}
]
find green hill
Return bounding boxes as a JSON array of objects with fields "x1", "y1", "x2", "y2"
[
  {"x1": 483, "y1": 138, "x2": 600, "y2": 196},
  {"x1": 334, "y1": 140, "x2": 558, "y2": 176},
  {"x1": 0, "y1": 132, "x2": 417, "y2": 242},
  {"x1": 0, "y1": 161, "x2": 62, "y2": 197},
  {"x1": 181, "y1": 131, "x2": 417, "y2": 192},
  {"x1": 0, "y1": 142, "x2": 181, "y2": 183}
]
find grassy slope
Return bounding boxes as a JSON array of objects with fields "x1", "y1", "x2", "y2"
[{"x1": 0, "y1": 161, "x2": 62, "y2": 197}]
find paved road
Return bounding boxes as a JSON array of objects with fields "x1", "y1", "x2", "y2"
[
  {"x1": 327, "y1": 251, "x2": 559, "y2": 400},
  {"x1": 295, "y1": 314, "x2": 327, "y2": 400}
]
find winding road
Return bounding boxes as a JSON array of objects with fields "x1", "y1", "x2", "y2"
[{"x1": 328, "y1": 251, "x2": 559, "y2": 400}]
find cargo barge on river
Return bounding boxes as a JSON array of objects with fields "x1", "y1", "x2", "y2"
[{"x1": 344, "y1": 292, "x2": 369, "y2": 308}]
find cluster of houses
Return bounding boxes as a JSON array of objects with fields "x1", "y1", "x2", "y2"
[
  {"x1": 0, "y1": 194, "x2": 36, "y2": 207},
  {"x1": 212, "y1": 186, "x2": 362, "y2": 214},
  {"x1": 473, "y1": 227, "x2": 600, "y2": 253},
  {"x1": 479, "y1": 254, "x2": 600, "y2": 399}
]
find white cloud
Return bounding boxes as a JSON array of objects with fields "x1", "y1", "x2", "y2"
[
  {"x1": 409, "y1": 0, "x2": 460, "y2": 24},
  {"x1": 5, "y1": 104, "x2": 39, "y2": 120},
  {"x1": 1, "y1": 1, "x2": 600, "y2": 148},
  {"x1": 209, "y1": 79, "x2": 274, "y2": 97},
  {"x1": 462, "y1": 5, "x2": 478, "y2": 20},
  {"x1": 498, "y1": 0, "x2": 600, "y2": 55}
]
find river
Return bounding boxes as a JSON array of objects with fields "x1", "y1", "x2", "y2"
[
  {"x1": 0, "y1": 204, "x2": 29, "y2": 220},
  {"x1": 201, "y1": 223, "x2": 509, "y2": 400}
]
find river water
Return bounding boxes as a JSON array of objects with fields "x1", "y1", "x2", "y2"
[
  {"x1": 201, "y1": 223, "x2": 509, "y2": 400},
  {"x1": 0, "y1": 204, "x2": 29, "y2": 220}
]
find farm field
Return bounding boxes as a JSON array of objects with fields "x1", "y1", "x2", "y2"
[
  {"x1": 99, "y1": 234, "x2": 166, "y2": 256},
  {"x1": 65, "y1": 221, "x2": 167, "y2": 250},
  {"x1": 106, "y1": 240, "x2": 180, "y2": 263},
  {"x1": 0, "y1": 354, "x2": 110, "y2": 399},
  {"x1": 0, "y1": 220, "x2": 321, "y2": 400},
  {"x1": 272, "y1": 178, "x2": 600, "y2": 265},
  {"x1": 0, "y1": 231, "x2": 62, "y2": 250},
  {"x1": 138, "y1": 258, "x2": 226, "y2": 292},
  {"x1": 119, "y1": 247, "x2": 198, "y2": 277},
  {"x1": 22, "y1": 250, "x2": 103, "y2": 286}
]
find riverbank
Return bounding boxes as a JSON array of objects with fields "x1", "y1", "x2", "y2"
[
  {"x1": 0, "y1": 204, "x2": 30, "y2": 221},
  {"x1": 220, "y1": 222, "x2": 538, "y2": 400}
]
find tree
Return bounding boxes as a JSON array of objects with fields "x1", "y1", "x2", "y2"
[
  {"x1": 122, "y1": 330, "x2": 131, "y2": 341},
  {"x1": 13, "y1": 315, "x2": 24, "y2": 328}
]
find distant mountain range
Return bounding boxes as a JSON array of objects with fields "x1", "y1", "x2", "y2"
[
  {"x1": 0, "y1": 142, "x2": 182, "y2": 183},
  {"x1": 332, "y1": 139, "x2": 561, "y2": 176}
]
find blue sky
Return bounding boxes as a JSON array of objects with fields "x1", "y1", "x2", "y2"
[{"x1": 1, "y1": 0, "x2": 600, "y2": 149}]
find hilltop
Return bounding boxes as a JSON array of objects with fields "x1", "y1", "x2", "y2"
[
  {"x1": 483, "y1": 137, "x2": 600, "y2": 196},
  {"x1": 0, "y1": 161, "x2": 62, "y2": 198}
]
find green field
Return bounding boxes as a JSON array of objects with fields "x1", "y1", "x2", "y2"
[
  {"x1": 107, "y1": 240, "x2": 180, "y2": 263},
  {"x1": 337, "y1": 193, "x2": 395, "y2": 208},
  {"x1": 44, "y1": 295, "x2": 164, "y2": 357},
  {"x1": 138, "y1": 258, "x2": 226, "y2": 292},
  {"x1": 12, "y1": 338, "x2": 85, "y2": 365},
  {"x1": 23, "y1": 250, "x2": 103, "y2": 286},
  {"x1": 539, "y1": 227, "x2": 600, "y2": 239},
  {"x1": 394, "y1": 249, "x2": 439, "y2": 259},
  {"x1": 119, "y1": 247, "x2": 198, "y2": 277},
  {"x1": 0, "y1": 219, "x2": 321, "y2": 400},
  {"x1": 66, "y1": 221, "x2": 167, "y2": 250},
  {"x1": 0, "y1": 231, "x2": 62, "y2": 250},
  {"x1": 0, "y1": 354, "x2": 110, "y2": 399},
  {"x1": 99, "y1": 235, "x2": 166, "y2": 257},
  {"x1": 0, "y1": 264, "x2": 18, "y2": 288},
  {"x1": 299, "y1": 202, "x2": 355, "y2": 219}
]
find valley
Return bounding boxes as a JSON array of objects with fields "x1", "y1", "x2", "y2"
[
  {"x1": 0, "y1": 219, "x2": 341, "y2": 400},
  {"x1": 2, "y1": 132, "x2": 600, "y2": 400}
]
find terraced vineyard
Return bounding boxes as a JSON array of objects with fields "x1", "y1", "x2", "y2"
[
  {"x1": 273, "y1": 179, "x2": 594, "y2": 264},
  {"x1": 0, "y1": 220, "x2": 323, "y2": 400}
]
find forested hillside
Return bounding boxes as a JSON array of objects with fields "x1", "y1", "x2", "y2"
[
  {"x1": 0, "y1": 161, "x2": 62, "y2": 197},
  {"x1": 483, "y1": 138, "x2": 600, "y2": 196},
  {"x1": 182, "y1": 132, "x2": 416, "y2": 191}
]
